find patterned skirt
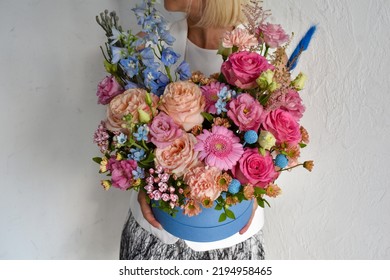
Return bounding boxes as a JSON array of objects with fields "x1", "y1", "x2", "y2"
[{"x1": 119, "y1": 211, "x2": 265, "y2": 260}]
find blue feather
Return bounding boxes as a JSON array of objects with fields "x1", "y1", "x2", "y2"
[{"x1": 287, "y1": 25, "x2": 317, "y2": 70}]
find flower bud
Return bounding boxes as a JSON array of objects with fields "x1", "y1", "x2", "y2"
[
  {"x1": 101, "y1": 180, "x2": 112, "y2": 191},
  {"x1": 145, "y1": 91, "x2": 153, "y2": 106},
  {"x1": 258, "y1": 130, "x2": 276, "y2": 150},
  {"x1": 256, "y1": 70, "x2": 274, "y2": 90},
  {"x1": 291, "y1": 72, "x2": 307, "y2": 91},
  {"x1": 217, "y1": 44, "x2": 232, "y2": 59},
  {"x1": 138, "y1": 109, "x2": 151, "y2": 123}
]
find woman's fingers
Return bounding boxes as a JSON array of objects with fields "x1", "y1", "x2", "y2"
[{"x1": 137, "y1": 191, "x2": 162, "y2": 230}]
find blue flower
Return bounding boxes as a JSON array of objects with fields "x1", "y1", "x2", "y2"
[
  {"x1": 244, "y1": 130, "x2": 258, "y2": 144},
  {"x1": 159, "y1": 30, "x2": 175, "y2": 45},
  {"x1": 125, "y1": 81, "x2": 140, "y2": 90},
  {"x1": 133, "y1": 125, "x2": 149, "y2": 141},
  {"x1": 109, "y1": 28, "x2": 125, "y2": 45},
  {"x1": 132, "y1": 166, "x2": 145, "y2": 180},
  {"x1": 117, "y1": 133, "x2": 127, "y2": 145},
  {"x1": 120, "y1": 56, "x2": 139, "y2": 78},
  {"x1": 128, "y1": 148, "x2": 146, "y2": 162},
  {"x1": 228, "y1": 179, "x2": 241, "y2": 194},
  {"x1": 143, "y1": 68, "x2": 160, "y2": 90},
  {"x1": 111, "y1": 46, "x2": 128, "y2": 64},
  {"x1": 161, "y1": 47, "x2": 180, "y2": 66},
  {"x1": 175, "y1": 61, "x2": 191, "y2": 80},
  {"x1": 215, "y1": 99, "x2": 228, "y2": 115},
  {"x1": 218, "y1": 87, "x2": 236, "y2": 101},
  {"x1": 274, "y1": 154, "x2": 289, "y2": 169},
  {"x1": 140, "y1": 47, "x2": 155, "y2": 66},
  {"x1": 155, "y1": 73, "x2": 170, "y2": 96}
]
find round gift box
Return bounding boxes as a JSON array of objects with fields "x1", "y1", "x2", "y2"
[{"x1": 152, "y1": 199, "x2": 254, "y2": 242}]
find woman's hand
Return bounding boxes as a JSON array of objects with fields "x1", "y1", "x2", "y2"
[
  {"x1": 239, "y1": 200, "x2": 258, "y2": 234},
  {"x1": 137, "y1": 190, "x2": 162, "y2": 230}
]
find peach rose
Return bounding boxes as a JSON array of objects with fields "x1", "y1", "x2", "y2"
[
  {"x1": 158, "y1": 81, "x2": 205, "y2": 131},
  {"x1": 184, "y1": 164, "x2": 222, "y2": 203},
  {"x1": 154, "y1": 133, "x2": 199, "y2": 177},
  {"x1": 106, "y1": 88, "x2": 159, "y2": 132}
]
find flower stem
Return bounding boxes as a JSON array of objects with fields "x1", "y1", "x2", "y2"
[{"x1": 278, "y1": 163, "x2": 303, "y2": 172}]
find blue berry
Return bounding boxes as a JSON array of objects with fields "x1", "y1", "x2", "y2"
[
  {"x1": 244, "y1": 130, "x2": 258, "y2": 144},
  {"x1": 228, "y1": 179, "x2": 241, "y2": 194},
  {"x1": 275, "y1": 154, "x2": 289, "y2": 168}
]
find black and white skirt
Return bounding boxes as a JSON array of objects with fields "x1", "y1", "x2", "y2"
[{"x1": 119, "y1": 211, "x2": 265, "y2": 260}]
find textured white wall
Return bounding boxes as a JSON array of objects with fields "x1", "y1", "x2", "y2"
[{"x1": 0, "y1": 0, "x2": 389, "y2": 259}]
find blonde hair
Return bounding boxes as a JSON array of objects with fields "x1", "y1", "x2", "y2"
[{"x1": 194, "y1": 0, "x2": 248, "y2": 28}]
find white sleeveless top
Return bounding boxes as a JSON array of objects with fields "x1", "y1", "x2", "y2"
[{"x1": 128, "y1": 19, "x2": 264, "y2": 251}]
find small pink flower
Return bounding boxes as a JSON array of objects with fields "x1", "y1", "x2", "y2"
[
  {"x1": 221, "y1": 51, "x2": 274, "y2": 89},
  {"x1": 149, "y1": 113, "x2": 183, "y2": 148},
  {"x1": 233, "y1": 148, "x2": 279, "y2": 187},
  {"x1": 201, "y1": 82, "x2": 228, "y2": 114},
  {"x1": 107, "y1": 158, "x2": 138, "y2": 190},
  {"x1": 227, "y1": 93, "x2": 265, "y2": 132},
  {"x1": 279, "y1": 89, "x2": 306, "y2": 121},
  {"x1": 258, "y1": 23, "x2": 289, "y2": 48},
  {"x1": 195, "y1": 126, "x2": 244, "y2": 171},
  {"x1": 161, "y1": 193, "x2": 170, "y2": 202},
  {"x1": 262, "y1": 109, "x2": 301, "y2": 145},
  {"x1": 96, "y1": 76, "x2": 123, "y2": 105},
  {"x1": 222, "y1": 28, "x2": 258, "y2": 51}
]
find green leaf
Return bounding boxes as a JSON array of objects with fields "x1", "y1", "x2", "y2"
[
  {"x1": 257, "y1": 197, "x2": 265, "y2": 208},
  {"x1": 254, "y1": 187, "x2": 266, "y2": 195},
  {"x1": 92, "y1": 157, "x2": 102, "y2": 164},
  {"x1": 214, "y1": 204, "x2": 223, "y2": 211},
  {"x1": 299, "y1": 143, "x2": 307, "y2": 148},
  {"x1": 258, "y1": 147, "x2": 266, "y2": 156},
  {"x1": 263, "y1": 199, "x2": 271, "y2": 208},
  {"x1": 225, "y1": 209, "x2": 236, "y2": 220},
  {"x1": 201, "y1": 112, "x2": 214, "y2": 123},
  {"x1": 219, "y1": 213, "x2": 227, "y2": 222}
]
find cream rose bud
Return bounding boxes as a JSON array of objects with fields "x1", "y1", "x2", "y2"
[
  {"x1": 158, "y1": 81, "x2": 205, "y2": 131},
  {"x1": 256, "y1": 69, "x2": 274, "y2": 89},
  {"x1": 291, "y1": 72, "x2": 307, "y2": 91},
  {"x1": 258, "y1": 130, "x2": 276, "y2": 150}
]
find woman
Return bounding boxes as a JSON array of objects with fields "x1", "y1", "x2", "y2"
[{"x1": 120, "y1": 0, "x2": 265, "y2": 260}]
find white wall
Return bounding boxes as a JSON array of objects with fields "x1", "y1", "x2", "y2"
[{"x1": 0, "y1": 0, "x2": 389, "y2": 259}]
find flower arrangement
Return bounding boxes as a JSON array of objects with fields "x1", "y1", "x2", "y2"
[{"x1": 93, "y1": 0, "x2": 314, "y2": 223}]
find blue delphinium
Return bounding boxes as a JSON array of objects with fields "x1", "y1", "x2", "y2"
[
  {"x1": 161, "y1": 47, "x2": 180, "y2": 66},
  {"x1": 111, "y1": 46, "x2": 128, "y2": 64},
  {"x1": 175, "y1": 61, "x2": 191, "y2": 80},
  {"x1": 120, "y1": 56, "x2": 139, "y2": 78}
]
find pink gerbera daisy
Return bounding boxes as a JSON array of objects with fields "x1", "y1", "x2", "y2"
[{"x1": 195, "y1": 126, "x2": 244, "y2": 171}]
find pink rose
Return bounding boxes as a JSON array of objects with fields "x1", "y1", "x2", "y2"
[
  {"x1": 184, "y1": 165, "x2": 222, "y2": 203},
  {"x1": 227, "y1": 93, "x2": 264, "y2": 132},
  {"x1": 201, "y1": 82, "x2": 228, "y2": 114},
  {"x1": 221, "y1": 51, "x2": 273, "y2": 89},
  {"x1": 280, "y1": 89, "x2": 306, "y2": 121},
  {"x1": 232, "y1": 148, "x2": 279, "y2": 187},
  {"x1": 159, "y1": 81, "x2": 205, "y2": 131},
  {"x1": 154, "y1": 133, "x2": 199, "y2": 177},
  {"x1": 258, "y1": 23, "x2": 289, "y2": 48},
  {"x1": 222, "y1": 28, "x2": 258, "y2": 51},
  {"x1": 106, "y1": 88, "x2": 159, "y2": 132},
  {"x1": 262, "y1": 109, "x2": 301, "y2": 145},
  {"x1": 107, "y1": 158, "x2": 138, "y2": 190},
  {"x1": 149, "y1": 112, "x2": 183, "y2": 148},
  {"x1": 96, "y1": 76, "x2": 123, "y2": 105}
]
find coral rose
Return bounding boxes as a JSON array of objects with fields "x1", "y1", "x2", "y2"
[
  {"x1": 158, "y1": 81, "x2": 205, "y2": 131},
  {"x1": 106, "y1": 88, "x2": 159, "y2": 132},
  {"x1": 154, "y1": 133, "x2": 199, "y2": 177},
  {"x1": 262, "y1": 109, "x2": 301, "y2": 145},
  {"x1": 233, "y1": 148, "x2": 279, "y2": 187},
  {"x1": 221, "y1": 51, "x2": 273, "y2": 89},
  {"x1": 227, "y1": 93, "x2": 264, "y2": 132}
]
